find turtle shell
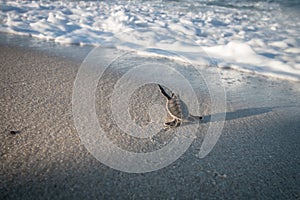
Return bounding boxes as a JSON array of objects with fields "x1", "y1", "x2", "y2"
[{"x1": 166, "y1": 94, "x2": 189, "y2": 120}]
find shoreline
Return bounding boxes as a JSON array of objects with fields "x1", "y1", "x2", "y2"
[
  {"x1": 1, "y1": 38, "x2": 300, "y2": 199},
  {"x1": 1, "y1": 32, "x2": 300, "y2": 83}
]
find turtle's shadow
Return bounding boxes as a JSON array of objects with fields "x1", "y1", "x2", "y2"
[
  {"x1": 203, "y1": 107, "x2": 274, "y2": 123},
  {"x1": 157, "y1": 107, "x2": 276, "y2": 142},
  {"x1": 184, "y1": 107, "x2": 275, "y2": 126}
]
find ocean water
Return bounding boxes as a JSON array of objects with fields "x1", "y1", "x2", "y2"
[{"x1": 0, "y1": 0, "x2": 299, "y2": 81}]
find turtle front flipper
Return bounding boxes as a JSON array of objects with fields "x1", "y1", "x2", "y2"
[{"x1": 158, "y1": 84, "x2": 172, "y2": 100}]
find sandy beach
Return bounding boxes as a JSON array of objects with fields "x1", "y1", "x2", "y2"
[{"x1": 1, "y1": 37, "x2": 300, "y2": 199}]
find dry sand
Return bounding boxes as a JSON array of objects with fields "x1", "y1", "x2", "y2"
[{"x1": 1, "y1": 40, "x2": 300, "y2": 199}]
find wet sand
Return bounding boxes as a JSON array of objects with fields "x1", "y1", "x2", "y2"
[{"x1": 1, "y1": 42, "x2": 300, "y2": 199}]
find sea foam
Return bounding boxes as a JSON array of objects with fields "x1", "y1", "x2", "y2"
[{"x1": 0, "y1": 0, "x2": 299, "y2": 81}]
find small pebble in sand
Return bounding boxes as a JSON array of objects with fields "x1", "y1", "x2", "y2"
[{"x1": 10, "y1": 130, "x2": 21, "y2": 135}]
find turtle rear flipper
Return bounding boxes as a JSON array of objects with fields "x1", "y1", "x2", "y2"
[
  {"x1": 164, "y1": 119, "x2": 176, "y2": 127},
  {"x1": 164, "y1": 119, "x2": 181, "y2": 128},
  {"x1": 164, "y1": 112, "x2": 178, "y2": 128}
]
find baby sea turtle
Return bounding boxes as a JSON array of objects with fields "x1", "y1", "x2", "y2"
[{"x1": 158, "y1": 84, "x2": 202, "y2": 128}]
